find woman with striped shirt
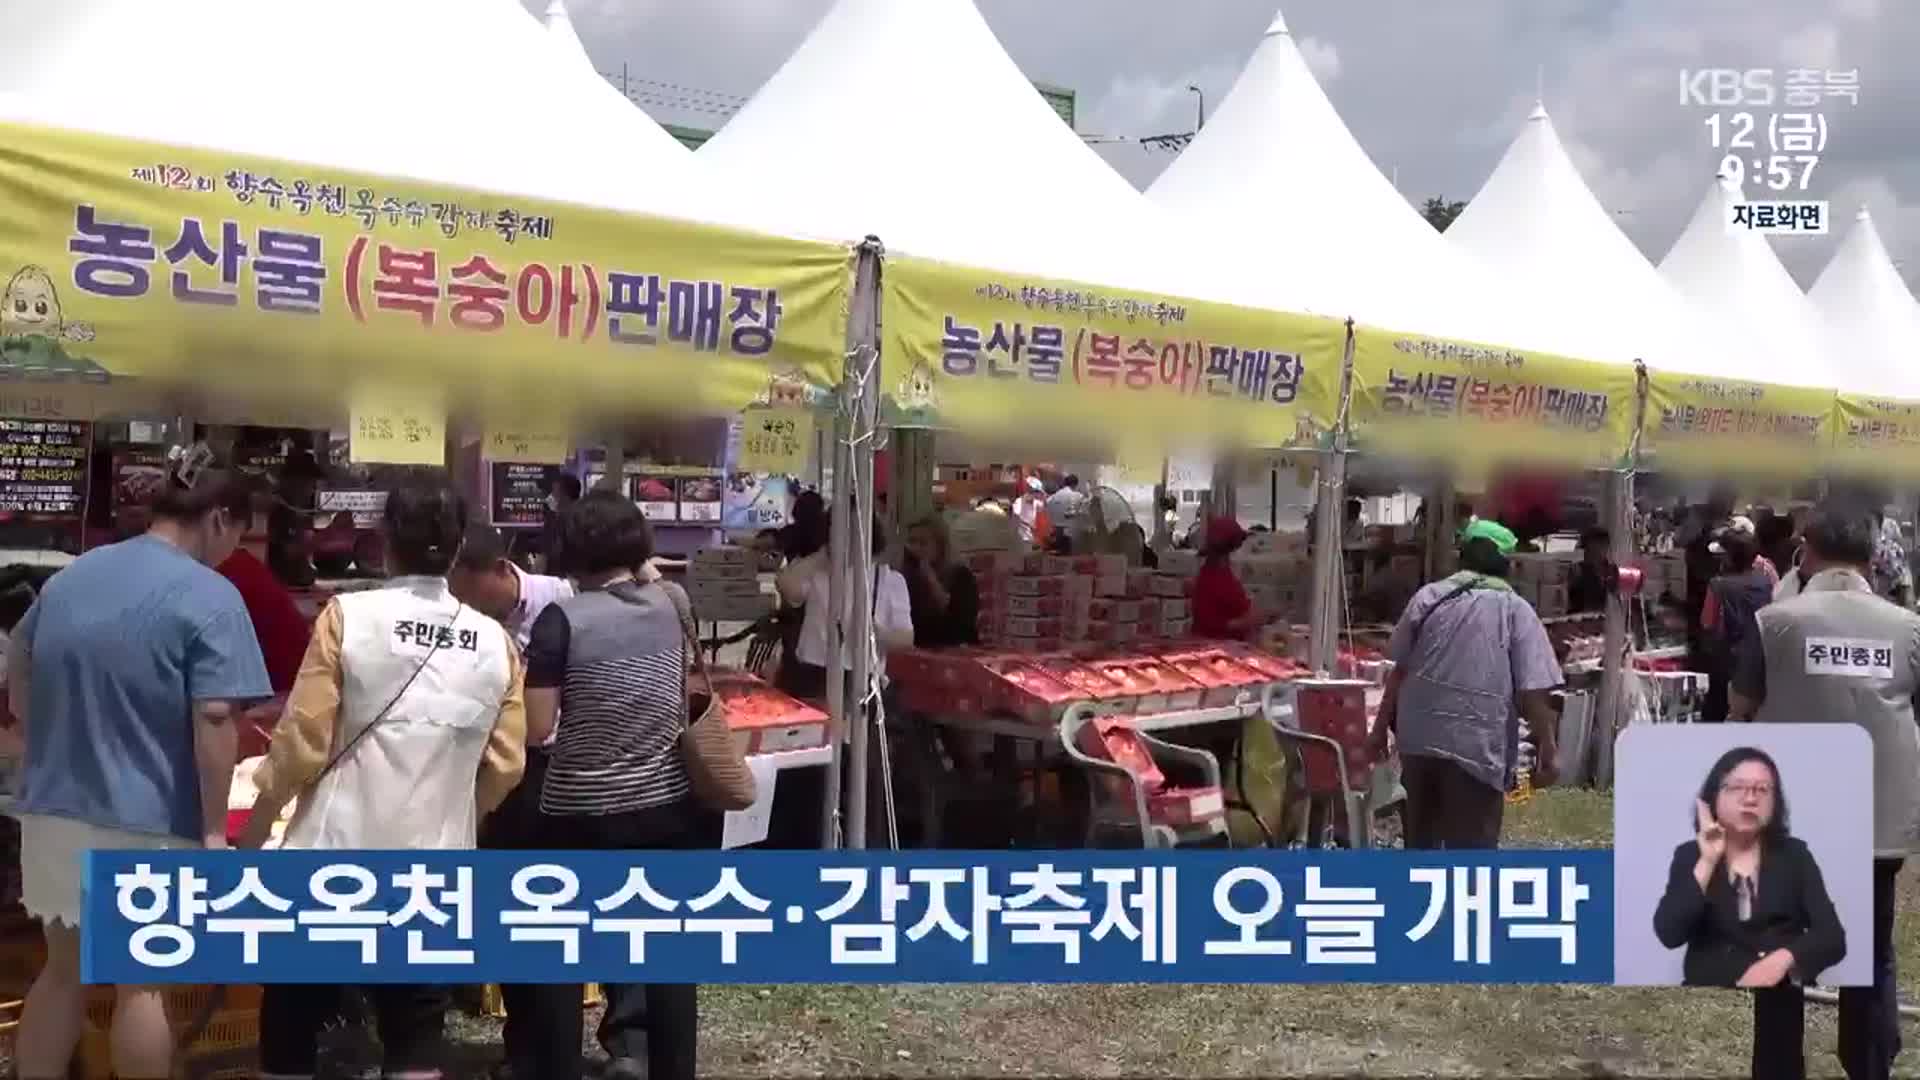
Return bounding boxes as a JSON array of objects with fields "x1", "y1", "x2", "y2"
[{"x1": 516, "y1": 490, "x2": 712, "y2": 1080}]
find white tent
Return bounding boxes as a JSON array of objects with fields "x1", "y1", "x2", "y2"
[
  {"x1": 1447, "y1": 103, "x2": 1725, "y2": 376},
  {"x1": 1810, "y1": 207, "x2": 1920, "y2": 397},
  {"x1": 1657, "y1": 175, "x2": 1835, "y2": 389},
  {"x1": 0, "y1": 0, "x2": 735, "y2": 229},
  {"x1": 540, "y1": 0, "x2": 693, "y2": 161},
  {"x1": 1148, "y1": 9, "x2": 1565, "y2": 349},
  {"x1": 697, "y1": 0, "x2": 1278, "y2": 309}
]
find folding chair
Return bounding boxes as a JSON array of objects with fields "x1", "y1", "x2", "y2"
[{"x1": 1058, "y1": 704, "x2": 1229, "y2": 849}]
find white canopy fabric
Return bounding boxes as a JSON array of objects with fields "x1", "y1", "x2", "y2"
[
  {"x1": 1810, "y1": 208, "x2": 1920, "y2": 397},
  {"x1": 1448, "y1": 104, "x2": 1725, "y2": 376},
  {"x1": 541, "y1": 0, "x2": 693, "y2": 162},
  {"x1": 1148, "y1": 9, "x2": 1566, "y2": 349},
  {"x1": 0, "y1": 0, "x2": 738, "y2": 231},
  {"x1": 1658, "y1": 175, "x2": 1835, "y2": 389},
  {"x1": 697, "y1": 0, "x2": 1276, "y2": 309}
]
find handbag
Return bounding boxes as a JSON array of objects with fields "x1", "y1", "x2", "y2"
[{"x1": 651, "y1": 580, "x2": 758, "y2": 811}]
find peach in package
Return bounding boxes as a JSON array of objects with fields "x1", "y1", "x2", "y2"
[
  {"x1": 1006, "y1": 574, "x2": 1068, "y2": 597},
  {"x1": 982, "y1": 660, "x2": 1080, "y2": 725},
  {"x1": 710, "y1": 672, "x2": 830, "y2": 754},
  {"x1": 1036, "y1": 658, "x2": 1135, "y2": 713},
  {"x1": 1094, "y1": 660, "x2": 1160, "y2": 711},
  {"x1": 1165, "y1": 650, "x2": 1267, "y2": 707},
  {"x1": 1073, "y1": 717, "x2": 1166, "y2": 793},
  {"x1": 1132, "y1": 659, "x2": 1205, "y2": 712}
]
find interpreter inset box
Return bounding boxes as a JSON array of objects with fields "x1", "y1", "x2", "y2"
[{"x1": 1612, "y1": 723, "x2": 1872, "y2": 986}]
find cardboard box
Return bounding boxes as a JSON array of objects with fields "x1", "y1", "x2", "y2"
[
  {"x1": 1087, "y1": 598, "x2": 1142, "y2": 623},
  {"x1": 1069, "y1": 554, "x2": 1128, "y2": 577},
  {"x1": 1007, "y1": 593, "x2": 1068, "y2": 617},
  {"x1": 1007, "y1": 575, "x2": 1068, "y2": 597},
  {"x1": 1157, "y1": 550, "x2": 1202, "y2": 576},
  {"x1": 1148, "y1": 573, "x2": 1190, "y2": 598},
  {"x1": 1006, "y1": 616, "x2": 1065, "y2": 638},
  {"x1": 1147, "y1": 786, "x2": 1226, "y2": 827},
  {"x1": 1535, "y1": 583, "x2": 1569, "y2": 617},
  {"x1": 691, "y1": 545, "x2": 757, "y2": 567},
  {"x1": 1006, "y1": 636, "x2": 1065, "y2": 654},
  {"x1": 1094, "y1": 574, "x2": 1129, "y2": 598}
]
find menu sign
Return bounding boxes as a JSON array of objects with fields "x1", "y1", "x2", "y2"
[
  {"x1": 0, "y1": 418, "x2": 88, "y2": 519},
  {"x1": 677, "y1": 472, "x2": 723, "y2": 524},
  {"x1": 630, "y1": 474, "x2": 679, "y2": 522},
  {"x1": 491, "y1": 462, "x2": 559, "y2": 528}
]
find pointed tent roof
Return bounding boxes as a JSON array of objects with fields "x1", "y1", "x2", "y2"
[
  {"x1": 541, "y1": 0, "x2": 692, "y2": 160},
  {"x1": 1658, "y1": 175, "x2": 1834, "y2": 388},
  {"x1": 1148, "y1": 8, "x2": 1564, "y2": 347},
  {"x1": 0, "y1": 0, "x2": 731, "y2": 228},
  {"x1": 1810, "y1": 207, "x2": 1920, "y2": 396},
  {"x1": 1448, "y1": 103, "x2": 1724, "y2": 374},
  {"x1": 697, "y1": 0, "x2": 1274, "y2": 308}
]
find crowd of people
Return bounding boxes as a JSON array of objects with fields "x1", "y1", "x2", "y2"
[
  {"x1": 1, "y1": 457, "x2": 720, "y2": 1080},
  {"x1": 9, "y1": 444, "x2": 1920, "y2": 1079}
]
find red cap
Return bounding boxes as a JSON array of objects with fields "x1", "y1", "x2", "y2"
[{"x1": 1206, "y1": 516, "x2": 1248, "y2": 551}]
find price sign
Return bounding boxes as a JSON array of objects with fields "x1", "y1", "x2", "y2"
[
  {"x1": 349, "y1": 390, "x2": 444, "y2": 466},
  {"x1": 485, "y1": 426, "x2": 569, "y2": 465},
  {"x1": 737, "y1": 408, "x2": 812, "y2": 475},
  {"x1": 491, "y1": 462, "x2": 560, "y2": 528}
]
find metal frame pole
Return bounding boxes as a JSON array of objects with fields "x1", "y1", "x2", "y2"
[
  {"x1": 1308, "y1": 320, "x2": 1357, "y2": 673},
  {"x1": 819, "y1": 239, "x2": 882, "y2": 849},
  {"x1": 1593, "y1": 362, "x2": 1649, "y2": 786},
  {"x1": 844, "y1": 238, "x2": 884, "y2": 850}
]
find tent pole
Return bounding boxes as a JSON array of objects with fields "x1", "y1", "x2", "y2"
[
  {"x1": 843, "y1": 238, "x2": 884, "y2": 851},
  {"x1": 820, "y1": 240, "x2": 881, "y2": 850},
  {"x1": 1593, "y1": 363, "x2": 1649, "y2": 787},
  {"x1": 1308, "y1": 320, "x2": 1357, "y2": 673}
]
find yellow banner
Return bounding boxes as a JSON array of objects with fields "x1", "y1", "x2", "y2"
[
  {"x1": 1832, "y1": 394, "x2": 1920, "y2": 477},
  {"x1": 0, "y1": 120, "x2": 851, "y2": 423},
  {"x1": 737, "y1": 406, "x2": 813, "y2": 474},
  {"x1": 1643, "y1": 372, "x2": 1836, "y2": 474},
  {"x1": 484, "y1": 425, "x2": 570, "y2": 465},
  {"x1": 882, "y1": 255, "x2": 1344, "y2": 448},
  {"x1": 1349, "y1": 326, "x2": 1639, "y2": 470}
]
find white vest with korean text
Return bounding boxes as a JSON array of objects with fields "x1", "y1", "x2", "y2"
[
  {"x1": 282, "y1": 577, "x2": 515, "y2": 851},
  {"x1": 1755, "y1": 568, "x2": 1920, "y2": 857}
]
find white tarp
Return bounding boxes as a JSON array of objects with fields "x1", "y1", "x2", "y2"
[
  {"x1": 697, "y1": 0, "x2": 1280, "y2": 310},
  {"x1": 1810, "y1": 207, "x2": 1920, "y2": 397},
  {"x1": 541, "y1": 0, "x2": 693, "y2": 162},
  {"x1": 0, "y1": 0, "x2": 743, "y2": 231},
  {"x1": 1658, "y1": 175, "x2": 1834, "y2": 389},
  {"x1": 1148, "y1": 9, "x2": 1572, "y2": 353},
  {"x1": 1447, "y1": 103, "x2": 1728, "y2": 377}
]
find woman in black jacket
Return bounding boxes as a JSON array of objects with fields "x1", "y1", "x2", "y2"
[{"x1": 1652, "y1": 746, "x2": 1845, "y2": 1080}]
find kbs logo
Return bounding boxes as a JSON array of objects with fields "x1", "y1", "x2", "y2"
[{"x1": 1678, "y1": 68, "x2": 1775, "y2": 107}]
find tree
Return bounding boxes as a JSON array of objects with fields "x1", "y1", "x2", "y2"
[{"x1": 1421, "y1": 197, "x2": 1467, "y2": 233}]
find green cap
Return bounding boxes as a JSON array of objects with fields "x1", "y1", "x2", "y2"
[{"x1": 1459, "y1": 517, "x2": 1518, "y2": 554}]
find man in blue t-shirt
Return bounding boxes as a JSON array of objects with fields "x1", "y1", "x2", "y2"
[{"x1": 8, "y1": 465, "x2": 271, "y2": 1080}]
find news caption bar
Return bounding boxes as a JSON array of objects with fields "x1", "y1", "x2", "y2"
[{"x1": 81, "y1": 851, "x2": 1610, "y2": 984}]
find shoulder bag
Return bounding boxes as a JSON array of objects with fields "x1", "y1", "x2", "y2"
[{"x1": 649, "y1": 580, "x2": 758, "y2": 811}]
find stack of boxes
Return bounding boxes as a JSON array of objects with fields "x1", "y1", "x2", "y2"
[
  {"x1": 973, "y1": 553, "x2": 1199, "y2": 652},
  {"x1": 1641, "y1": 552, "x2": 1689, "y2": 604},
  {"x1": 685, "y1": 546, "x2": 771, "y2": 623},
  {"x1": 1508, "y1": 552, "x2": 1576, "y2": 618}
]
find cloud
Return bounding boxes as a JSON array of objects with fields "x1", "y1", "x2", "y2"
[
  {"x1": 532, "y1": 0, "x2": 1920, "y2": 294},
  {"x1": 1296, "y1": 36, "x2": 1342, "y2": 83}
]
